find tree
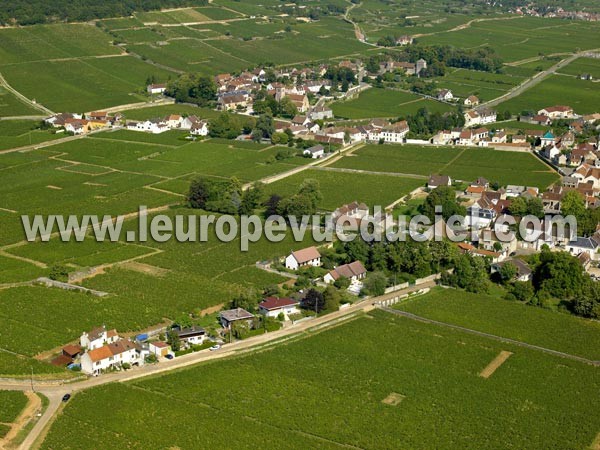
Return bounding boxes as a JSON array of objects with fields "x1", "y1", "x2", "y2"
[
  {"x1": 361, "y1": 271, "x2": 387, "y2": 296},
  {"x1": 187, "y1": 177, "x2": 213, "y2": 209},
  {"x1": 253, "y1": 113, "x2": 275, "y2": 139},
  {"x1": 511, "y1": 281, "x2": 534, "y2": 302},
  {"x1": 532, "y1": 249, "x2": 586, "y2": 300},
  {"x1": 420, "y1": 185, "x2": 466, "y2": 221},
  {"x1": 229, "y1": 290, "x2": 260, "y2": 313},
  {"x1": 49, "y1": 264, "x2": 69, "y2": 282},
  {"x1": 166, "y1": 329, "x2": 181, "y2": 352},
  {"x1": 239, "y1": 182, "x2": 264, "y2": 215},
  {"x1": 499, "y1": 262, "x2": 517, "y2": 283},
  {"x1": 322, "y1": 286, "x2": 341, "y2": 311},
  {"x1": 333, "y1": 276, "x2": 351, "y2": 289},
  {"x1": 303, "y1": 288, "x2": 325, "y2": 313},
  {"x1": 264, "y1": 194, "x2": 282, "y2": 217}
]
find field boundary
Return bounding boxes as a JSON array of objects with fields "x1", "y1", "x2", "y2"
[{"x1": 479, "y1": 351, "x2": 513, "y2": 378}]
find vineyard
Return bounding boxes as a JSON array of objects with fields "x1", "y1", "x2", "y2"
[{"x1": 40, "y1": 310, "x2": 600, "y2": 449}]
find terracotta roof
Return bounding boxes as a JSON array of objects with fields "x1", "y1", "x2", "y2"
[
  {"x1": 87, "y1": 345, "x2": 113, "y2": 362},
  {"x1": 62, "y1": 344, "x2": 81, "y2": 357},
  {"x1": 291, "y1": 246, "x2": 321, "y2": 264},
  {"x1": 327, "y1": 261, "x2": 366, "y2": 280}
]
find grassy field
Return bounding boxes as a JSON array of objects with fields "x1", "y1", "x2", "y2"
[
  {"x1": 497, "y1": 74, "x2": 600, "y2": 115},
  {"x1": 332, "y1": 88, "x2": 454, "y2": 119},
  {"x1": 432, "y1": 68, "x2": 525, "y2": 102},
  {"x1": 0, "y1": 390, "x2": 28, "y2": 437},
  {"x1": 330, "y1": 144, "x2": 558, "y2": 188},
  {"x1": 396, "y1": 287, "x2": 600, "y2": 360},
  {"x1": 264, "y1": 168, "x2": 423, "y2": 210},
  {"x1": 40, "y1": 309, "x2": 600, "y2": 449}
]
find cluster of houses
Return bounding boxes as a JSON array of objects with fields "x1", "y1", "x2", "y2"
[
  {"x1": 45, "y1": 111, "x2": 119, "y2": 135},
  {"x1": 126, "y1": 113, "x2": 209, "y2": 136}
]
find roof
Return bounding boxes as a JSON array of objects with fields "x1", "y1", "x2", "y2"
[
  {"x1": 290, "y1": 246, "x2": 321, "y2": 264},
  {"x1": 62, "y1": 344, "x2": 81, "y2": 357},
  {"x1": 304, "y1": 145, "x2": 324, "y2": 154},
  {"x1": 86, "y1": 326, "x2": 106, "y2": 342},
  {"x1": 428, "y1": 174, "x2": 450, "y2": 186},
  {"x1": 175, "y1": 326, "x2": 206, "y2": 338},
  {"x1": 542, "y1": 105, "x2": 572, "y2": 113},
  {"x1": 51, "y1": 354, "x2": 73, "y2": 367},
  {"x1": 151, "y1": 341, "x2": 169, "y2": 348},
  {"x1": 87, "y1": 345, "x2": 113, "y2": 363},
  {"x1": 259, "y1": 297, "x2": 299, "y2": 311},
  {"x1": 220, "y1": 308, "x2": 254, "y2": 322},
  {"x1": 494, "y1": 259, "x2": 532, "y2": 277},
  {"x1": 328, "y1": 261, "x2": 367, "y2": 281}
]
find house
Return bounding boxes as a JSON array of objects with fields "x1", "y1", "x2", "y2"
[
  {"x1": 367, "y1": 121, "x2": 409, "y2": 143},
  {"x1": 572, "y1": 163, "x2": 600, "y2": 189},
  {"x1": 323, "y1": 261, "x2": 367, "y2": 284},
  {"x1": 428, "y1": 174, "x2": 451, "y2": 189},
  {"x1": 149, "y1": 341, "x2": 171, "y2": 358},
  {"x1": 81, "y1": 339, "x2": 144, "y2": 375},
  {"x1": 492, "y1": 131, "x2": 507, "y2": 144},
  {"x1": 432, "y1": 129, "x2": 453, "y2": 145},
  {"x1": 147, "y1": 83, "x2": 167, "y2": 94},
  {"x1": 491, "y1": 259, "x2": 533, "y2": 282},
  {"x1": 437, "y1": 89, "x2": 454, "y2": 101},
  {"x1": 464, "y1": 95, "x2": 480, "y2": 107},
  {"x1": 219, "y1": 308, "x2": 255, "y2": 329},
  {"x1": 303, "y1": 144, "x2": 325, "y2": 159},
  {"x1": 286, "y1": 94, "x2": 310, "y2": 113},
  {"x1": 541, "y1": 131, "x2": 556, "y2": 147},
  {"x1": 165, "y1": 114, "x2": 183, "y2": 128},
  {"x1": 566, "y1": 234, "x2": 600, "y2": 261},
  {"x1": 80, "y1": 326, "x2": 119, "y2": 350},
  {"x1": 190, "y1": 119, "x2": 209, "y2": 136},
  {"x1": 292, "y1": 115, "x2": 309, "y2": 127},
  {"x1": 258, "y1": 297, "x2": 300, "y2": 319},
  {"x1": 88, "y1": 111, "x2": 108, "y2": 121},
  {"x1": 464, "y1": 109, "x2": 497, "y2": 127},
  {"x1": 538, "y1": 105, "x2": 574, "y2": 119},
  {"x1": 395, "y1": 35, "x2": 413, "y2": 45},
  {"x1": 174, "y1": 326, "x2": 207, "y2": 346},
  {"x1": 45, "y1": 112, "x2": 82, "y2": 127},
  {"x1": 218, "y1": 93, "x2": 250, "y2": 111},
  {"x1": 332, "y1": 201, "x2": 369, "y2": 221},
  {"x1": 285, "y1": 246, "x2": 321, "y2": 270},
  {"x1": 64, "y1": 118, "x2": 89, "y2": 134}
]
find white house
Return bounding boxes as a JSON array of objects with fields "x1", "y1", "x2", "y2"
[
  {"x1": 174, "y1": 326, "x2": 207, "y2": 346},
  {"x1": 147, "y1": 83, "x2": 167, "y2": 94},
  {"x1": 285, "y1": 246, "x2": 321, "y2": 270},
  {"x1": 165, "y1": 114, "x2": 183, "y2": 128},
  {"x1": 303, "y1": 144, "x2": 325, "y2": 159},
  {"x1": 258, "y1": 297, "x2": 300, "y2": 320},
  {"x1": 367, "y1": 121, "x2": 409, "y2": 143},
  {"x1": 190, "y1": 120, "x2": 209, "y2": 136},
  {"x1": 490, "y1": 259, "x2": 532, "y2": 282},
  {"x1": 427, "y1": 174, "x2": 451, "y2": 189},
  {"x1": 80, "y1": 326, "x2": 119, "y2": 350},
  {"x1": 149, "y1": 341, "x2": 171, "y2": 358},
  {"x1": 464, "y1": 95, "x2": 480, "y2": 107},
  {"x1": 437, "y1": 89, "x2": 454, "y2": 101},
  {"x1": 81, "y1": 340, "x2": 144, "y2": 375},
  {"x1": 538, "y1": 105, "x2": 574, "y2": 119},
  {"x1": 323, "y1": 261, "x2": 367, "y2": 284},
  {"x1": 566, "y1": 235, "x2": 600, "y2": 261},
  {"x1": 464, "y1": 109, "x2": 497, "y2": 127}
]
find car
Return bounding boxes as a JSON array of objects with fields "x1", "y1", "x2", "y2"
[
  {"x1": 164, "y1": 354, "x2": 174, "y2": 360},
  {"x1": 209, "y1": 345, "x2": 221, "y2": 351},
  {"x1": 62, "y1": 394, "x2": 71, "y2": 402}
]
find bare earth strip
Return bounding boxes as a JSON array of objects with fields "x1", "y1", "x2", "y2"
[
  {"x1": 120, "y1": 261, "x2": 170, "y2": 277},
  {"x1": 1, "y1": 391, "x2": 41, "y2": 447},
  {"x1": 591, "y1": 432, "x2": 600, "y2": 450},
  {"x1": 479, "y1": 350, "x2": 513, "y2": 379}
]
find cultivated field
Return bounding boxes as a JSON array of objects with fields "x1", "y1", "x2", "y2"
[
  {"x1": 497, "y1": 74, "x2": 600, "y2": 115},
  {"x1": 332, "y1": 88, "x2": 454, "y2": 119},
  {"x1": 264, "y1": 168, "x2": 423, "y2": 210},
  {"x1": 40, "y1": 309, "x2": 600, "y2": 449},
  {"x1": 557, "y1": 57, "x2": 600, "y2": 79},
  {"x1": 330, "y1": 144, "x2": 558, "y2": 188},
  {"x1": 396, "y1": 287, "x2": 600, "y2": 360}
]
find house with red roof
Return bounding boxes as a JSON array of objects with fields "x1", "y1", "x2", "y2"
[{"x1": 258, "y1": 297, "x2": 300, "y2": 319}]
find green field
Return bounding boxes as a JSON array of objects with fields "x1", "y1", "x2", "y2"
[
  {"x1": 396, "y1": 287, "x2": 600, "y2": 360},
  {"x1": 0, "y1": 120, "x2": 63, "y2": 151},
  {"x1": 40, "y1": 309, "x2": 600, "y2": 449},
  {"x1": 330, "y1": 144, "x2": 558, "y2": 188},
  {"x1": 0, "y1": 87, "x2": 42, "y2": 117},
  {"x1": 332, "y1": 88, "x2": 454, "y2": 119},
  {"x1": 497, "y1": 74, "x2": 600, "y2": 115},
  {"x1": 265, "y1": 168, "x2": 423, "y2": 210},
  {"x1": 432, "y1": 68, "x2": 525, "y2": 102},
  {"x1": 1, "y1": 56, "x2": 174, "y2": 112},
  {"x1": 557, "y1": 57, "x2": 600, "y2": 79}
]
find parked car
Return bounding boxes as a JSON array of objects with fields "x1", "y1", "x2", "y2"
[
  {"x1": 164, "y1": 354, "x2": 174, "y2": 360},
  {"x1": 209, "y1": 345, "x2": 221, "y2": 351},
  {"x1": 62, "y1": 394, "x2": 71, "y2": 402}
]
